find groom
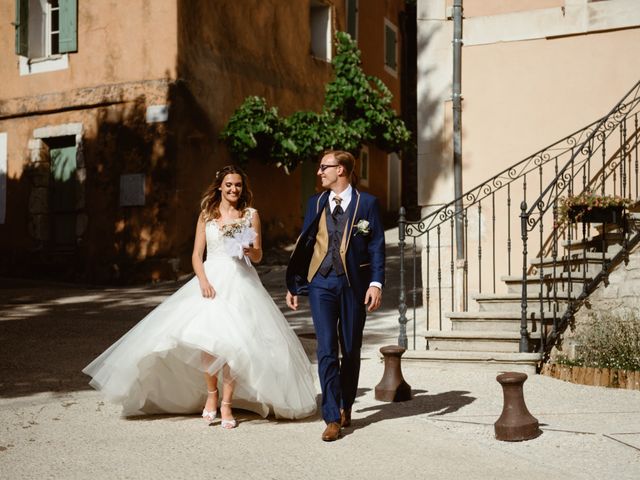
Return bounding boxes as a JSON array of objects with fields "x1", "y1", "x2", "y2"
[{"x1": 286, "y1": 150, "x2": 385, "y2": 441}]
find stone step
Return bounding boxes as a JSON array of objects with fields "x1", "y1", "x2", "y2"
[
  {"x1": 445, "y1": 310, "x2": 559, "y2": 332},
  {"x1": 529, "y1": 252, "x2": 614, "y2": 275},
  {"x1": 562, "y1": 233, "x2": 625, "y2": 252},
  {"x1": 402, "y1": 350, "x2": 541, "y2": 375},
  {"x1": 472, "y1": 293, "x2": 570, "y2": 312},
  {"x1": 501, "y1": 274, "x2": 592, "y2": 295},
  {"x1": 424, "y1": 330, "x2": 541, "y2": 353}
]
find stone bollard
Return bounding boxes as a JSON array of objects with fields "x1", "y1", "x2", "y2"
[
  {"x1": 375, "y1": 345, "x2": 412, "y2": 402},
  {"x1": 494, "y1": 371, "x2": 541, "y2": 441}
]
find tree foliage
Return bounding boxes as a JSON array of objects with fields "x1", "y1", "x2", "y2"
[{"x1": 220, "y1": 31, "x2": 413, "y2": 172}]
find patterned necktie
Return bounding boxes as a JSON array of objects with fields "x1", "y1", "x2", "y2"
[{"x1": 333, "y1": 195, "x2": 343, "y2": 217}]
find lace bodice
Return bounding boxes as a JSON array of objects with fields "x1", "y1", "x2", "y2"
[{"x1": 205, "y1": 208, "x2": 256, "y2": 259}]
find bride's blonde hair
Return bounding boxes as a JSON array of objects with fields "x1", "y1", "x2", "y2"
[{"x1": 200, "y1": 165, "x2": 253, "y2": 221}]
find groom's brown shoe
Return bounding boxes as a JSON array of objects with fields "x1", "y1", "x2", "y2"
[
  {"x1": 321, "y1": 422, "x2": 342, "y2": 442},
  {"x1": 340, "y1": 409, "x2": 351, "y2": 428}
]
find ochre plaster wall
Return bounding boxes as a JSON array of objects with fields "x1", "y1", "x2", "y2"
[
  {"x1": 0, "y1": 0, "x2": 408, "y2": 283},
  {"x1": 0, "y1": 0, "x2": 178, "y2": 101},
  {"x1": 173, "y1": 0, "x2": 335, "y2": 250},
  {"x1": 334, "y1": 0, "x2": 406, "y2": 214}
]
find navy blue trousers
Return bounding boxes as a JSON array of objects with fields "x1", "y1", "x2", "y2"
[{"x1": 309, "y1": 271, "x2": 366, "y2": 424}]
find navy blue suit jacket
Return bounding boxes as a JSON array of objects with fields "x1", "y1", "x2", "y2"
[{"x1": 286, "y1": 188, "x2": 385, "y2": 301}]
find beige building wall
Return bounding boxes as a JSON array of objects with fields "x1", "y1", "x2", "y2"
[
  {"x1": 417, "y1": 0, "x2": 640, "y2": 333},
  {"x1": 447, "y1": 0, "x2": 564, "y2": 18}
]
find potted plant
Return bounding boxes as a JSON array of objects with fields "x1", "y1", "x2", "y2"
[{"x1": 558, "y1": 191, "x2": 633, "y2": 225}]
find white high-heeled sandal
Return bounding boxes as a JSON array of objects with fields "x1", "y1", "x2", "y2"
[
  {"x1": 202, "y1": 390, "x2": 218, "y2": 424},
  {"x1": 220, "y1": 401, "x2": 237, "y2": 429}
]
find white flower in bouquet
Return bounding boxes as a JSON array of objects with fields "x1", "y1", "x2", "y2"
[{"x1": 221, "y1": 221, "x2": 257, "y2": 265}]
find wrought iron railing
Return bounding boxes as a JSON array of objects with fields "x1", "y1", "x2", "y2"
[
  {"x1": 398, "y1": 80, "x2": 640, "y2": 352},
  {"x1": 519, "y1": 80, "x2": 640, "y2": 357}
]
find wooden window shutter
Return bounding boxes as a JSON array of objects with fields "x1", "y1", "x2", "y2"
[
  {"x1": 14, "y1": 0, "x2": 28, "y2": 56},
  {"x1": 59, "y1": 0, "x2": 78, "y2": 53},
  {"x1": 385, "y1": 24, "x2": 396, "y2": 70}
]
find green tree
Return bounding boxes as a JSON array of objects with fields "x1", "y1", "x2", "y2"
[{"x1": 220, "y1": 32, "x2": 413, "y2": 173}]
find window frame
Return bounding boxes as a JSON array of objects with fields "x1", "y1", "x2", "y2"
[
  {"x1": 46, "y1": 0, "x2": 61, "y2": 58},
  {"x1": 15, "y1": 0, "x2": 77, "y2": 75},
  {"x1": 359, "y1": 146, "x2": 370, "y2": 188},
  {"x1": 310, "y1": 0, "x2": 333, "y2": 62},
  {"x1": 383, "y1": 18, "x2": 399, "y2": 77}
]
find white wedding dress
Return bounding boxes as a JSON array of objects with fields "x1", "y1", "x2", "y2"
[{"x1": 83, "y1": 208, "x2": 317, "y2": 419}]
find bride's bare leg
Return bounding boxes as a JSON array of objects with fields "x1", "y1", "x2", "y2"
[
  {"x1": 220, "y1": 364, "x2": 237, "y2": 428},
  {"x1": 203, "y1": 372, "x2": 218, "y2": 412},
  {"x1": 201, "y1": 352, "x2": 218, "y2": 420}
]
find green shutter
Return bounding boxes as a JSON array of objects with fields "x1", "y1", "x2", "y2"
[
  {"x1": 385, "y1": 24, "x2": 396, "y2": 70},
  {"x1": 14, "y1": 0, "x2": 28, "y2": 56},
  {"x1": 347, "y1": 0, "x2": 357, "y2": 40},
  {"x1": 58, "y1": 0, "x2": 78, "y2": 53}
]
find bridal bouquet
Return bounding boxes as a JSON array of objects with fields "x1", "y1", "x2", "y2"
[{"x1": 221, "y1": 221, "x2": 257, "y2": 266}]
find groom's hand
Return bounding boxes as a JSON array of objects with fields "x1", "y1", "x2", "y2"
[
  {"x1": 286, "y1": 291, "x2": 298, "y2": 311},
  {"x1": 364, "y1": 286, "x2": 382, "y2": 312}
]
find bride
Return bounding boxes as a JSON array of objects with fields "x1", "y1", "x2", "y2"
[{"x1": 83, "y1": 165, "x2": 317, "y2": 428}]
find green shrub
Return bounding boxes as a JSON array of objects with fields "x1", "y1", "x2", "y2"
[
  {"x1": 569, "y1": 310, "x2": 640, "y2": 372},
  {"x1": 220, "y1": 31, "x2": 413, "y2": 172}
]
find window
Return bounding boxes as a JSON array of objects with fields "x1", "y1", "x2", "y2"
[
  {"x1": 310, "y1": 0, "x2": 332, "y2": 61},
  {"x1": 345, "y1": 0, "x2": 358, "y2": 42},
  {"x1": 387, "y1": 152, "x2": 401, "y2": 212},
  {"x1": 359, "y1": 146, "x2": 369, "y2": 187},
  {"x1": 29, "y1": 123, "x2": 84, "y2": 249},
  {"x1": 0, "y1": 133, "x2": 7, "y2": 225},
  {"x1": 15, "y1": 0, "x2": 77, "y2": 67},
  {"x1": 30, "y1": 0, "x2": 60, "y2": 59},
  {"x1": 48, "y1": 135, "x2": 78, "y2": 248},
  {"x1": 384, "y1": 19, "x2": 398, "y2": 76}
]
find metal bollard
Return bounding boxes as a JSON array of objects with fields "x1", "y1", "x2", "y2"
[
  {"x1": 494, "y1": 371, "x2": 541, "y2": 441},
  {"x1": 375, "y1": 345, "x2": 412, "y2": 402}
]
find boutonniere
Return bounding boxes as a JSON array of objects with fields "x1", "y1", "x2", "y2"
[{"x1": 353, "y1": 219, "x2": 370, "y2": 236}]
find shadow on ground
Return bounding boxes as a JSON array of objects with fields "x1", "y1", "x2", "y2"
[
  {"x1": 0, "y1": 280, "x2": 183, "y2": 398},
  {"x1": 0, "y1": 232, "x2": 418, "y2": 399},
  {"x1": 348, "y1": 389, "x2": 476, "y2": 436}
]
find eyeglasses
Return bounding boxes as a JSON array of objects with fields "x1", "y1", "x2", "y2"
[{"x1": 318, "y1": 164, "x2": 340, "y2": 172}]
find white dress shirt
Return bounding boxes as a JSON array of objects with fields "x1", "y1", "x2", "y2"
[{"x1": 329, "y1": 185, "x2": 352, "y2": 213}]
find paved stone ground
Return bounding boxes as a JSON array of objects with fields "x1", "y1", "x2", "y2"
[{"x1": 1, "y1": 231, "x2": 639, "y2": 479}]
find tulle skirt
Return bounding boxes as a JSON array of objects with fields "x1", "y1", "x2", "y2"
[{"x1": 82, "y1": 255, "x2": 317, "y2": 419}]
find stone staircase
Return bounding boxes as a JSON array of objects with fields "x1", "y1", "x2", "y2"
[{"x1": 402, "y1": 223, "x2": 628, "y2": 375}]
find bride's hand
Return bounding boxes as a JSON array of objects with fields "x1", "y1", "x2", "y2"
[
  {"x1": 242, "y1": 245, "x2": 262, "y2": 263},
  {"x1": 199, "y1": 279, "x2": 216, "y2": 299}
]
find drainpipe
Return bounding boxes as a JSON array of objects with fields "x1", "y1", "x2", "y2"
[{"x1": 452, "y1": 1, "x2": 464, "y2": 261}]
